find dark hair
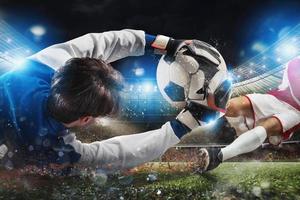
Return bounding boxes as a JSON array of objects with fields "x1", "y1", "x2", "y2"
[{"x1": 47, "y1": 58, "x2": 123, "y2": 124}]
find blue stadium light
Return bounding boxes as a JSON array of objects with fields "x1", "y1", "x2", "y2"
[
  {"x1": 30, "y1": 25, "x2": 46, "y2": 37},
  {"x1": 232, "y1": 23, "x2": 300, "y2": 97},
  {"x1": 134, "y1": 67, "x2": 144, "y2": 76},
  {"x1": 252, "y1": 41, "x2": 267, "y2": 53},
  {"x1": 276, "y1": 57, "x2": 282, "y2": 62},
  {"x1": 6, "y1": 37, "x2": 12, "y2": 44},
  {"x1": 129, "y1": 84, "x2": 134, "y2": 91},
  {"x1": 228, "y1": 72, "x2": 234, "y2": 82},
  {"x1": 143, "y1": 82, "x2": 153, "y2": 93},
  {"x1": 137, "y1": 85, "x2": 142, "y2": 92},
  {"x1": 0, "y1": 21, "x2": 37, "y2": 71},
  {"x1": 13, "y1": 57, "x2": 26, "y2": 68},
  {"x1": 276, "y1": 42, "x2": 298, "y2": 59}
]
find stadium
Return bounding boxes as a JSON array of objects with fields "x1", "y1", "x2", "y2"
[{"x1": 0, "y1": 0, "x2": 300, "y2": 199}]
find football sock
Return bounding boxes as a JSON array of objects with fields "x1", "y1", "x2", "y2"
[{"x1": 220, "y1": 126, "x2": 267, "y2": 161}]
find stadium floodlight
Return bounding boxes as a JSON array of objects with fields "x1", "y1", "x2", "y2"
[
  {"x1": 252, "y1": 41, "x2": 266, "y2": 53},
  {"x1": 0, "y1": 21, "x2": 37, "y2": 71},
  {"x1": 0, "y1": 54, "x2": 26, "y2": 69},
  {"x1": 30, "y1": 25, "x2": 46, "y2": 37},
  {"x1": 129, "y1": 84, "x2": 134, "y2": 91},
  {"x1": 277, "y1": 42, "x2": 298, "y2": 59},
  {"x1": 13, "y1": 57, "x2": 26, "y2": 68},
  {"x1": 6, "y1": 38, "x2": 12, "y2": 43},
  {"x1": 143, "y1": 82, "x2": 153, "y2": 93},
  {"x1": 134, "y1": 67, "x2": 144, "y2": 76},
  {"x1": 228, "y1": 72, "x2": 234, "y2": 83},
  {"x1": 276, "y1": 57, "x2": 282, "y2": 62}
]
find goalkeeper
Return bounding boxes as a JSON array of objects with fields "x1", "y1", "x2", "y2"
[{"x1": 0, "y1": 30, "x2": 222, "y2": 172}]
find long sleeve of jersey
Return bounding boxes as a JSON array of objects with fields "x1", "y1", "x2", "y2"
[
  {"x1": 61, "y1": 122, "x2": 180, "y2": 171},
  {"x1": 28, "y1": 29, "x2": 147, "y2": 69}
]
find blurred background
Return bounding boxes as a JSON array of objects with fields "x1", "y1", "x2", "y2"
[{"x1": 0, "y1": 0, "x2": 300, "y2": 146}]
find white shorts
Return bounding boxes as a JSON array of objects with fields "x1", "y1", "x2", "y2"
[{"x1": 245, "y1": 93, "x2": 300, "y2": 144}]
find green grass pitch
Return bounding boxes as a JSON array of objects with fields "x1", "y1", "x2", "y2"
[{"x1": 0, "y1": 162, "x2": 299, "y2": 199}]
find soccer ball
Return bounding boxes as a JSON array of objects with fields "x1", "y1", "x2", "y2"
[{"x1": 156, "y1": 40, "x2": 231, "y2": 112}]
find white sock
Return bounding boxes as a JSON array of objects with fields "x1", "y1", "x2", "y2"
[{"x1": 221, "y1": 126, "x2": 267, "y2": 161}]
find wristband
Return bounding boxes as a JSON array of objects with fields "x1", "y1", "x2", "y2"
[{"x1": 151, "y1": 35, "x2": 171, "y2": 50}]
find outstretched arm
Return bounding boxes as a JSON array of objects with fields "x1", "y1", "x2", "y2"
[
  {"x1": 61, "y1": 122, "x2": 187, "y2": 172},
  {"x1": 28, "y1": 29, "x2": 192, "y2": 71},
  {"x1": 29, "y1": 29, "x2": 146, "y2": 69}
]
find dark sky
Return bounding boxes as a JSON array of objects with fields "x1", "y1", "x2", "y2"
[{"x1": 0, "y1": 0, "x2": 300, "y2": 66}]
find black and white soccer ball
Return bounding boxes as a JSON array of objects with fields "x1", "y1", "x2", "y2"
[{"x1": 156, "y1": 40, "x2": 232, "y2": 112}]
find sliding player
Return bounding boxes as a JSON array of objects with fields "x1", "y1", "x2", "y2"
[{"x1": 199, "y1": 57, "x2": 300, "y2": 172}]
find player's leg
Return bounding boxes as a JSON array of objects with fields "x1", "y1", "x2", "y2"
[
  {"x1": 220, "y1": 117, "x2": 281, "y2": 161},
  {"x1": 225, "y1": 96, "x2": 253, "y2": 118},
  {"x1": 199, "y1": 116, "x2": 282, "y2": 172},
  {"x1": 225, "y1": 96, "x2": 256, "y2": 132},
  {"x1": 198, "y1": 93, "x2": 300, "y2": 172}
]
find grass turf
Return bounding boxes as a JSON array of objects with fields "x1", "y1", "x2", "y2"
[{"x1": 0, "y1": 162, "x2": 299, "y2": 199}]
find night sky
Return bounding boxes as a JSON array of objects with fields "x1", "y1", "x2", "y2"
[{"x1": 0, "y1": 0, "x2": 300, "y2": 67}]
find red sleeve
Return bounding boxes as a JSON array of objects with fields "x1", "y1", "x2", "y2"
[{"x1": 287, "y1": 58, "x2": 300, "y2": 99}]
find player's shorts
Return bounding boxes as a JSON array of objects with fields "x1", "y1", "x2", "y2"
[{"x1": 245, "y1": 93, "x2": 300, "y2": 145}]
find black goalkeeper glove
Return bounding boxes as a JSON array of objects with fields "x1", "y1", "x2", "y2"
[{"x1": 151, "y1": 35, "x2": 187, "y2": 58}]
